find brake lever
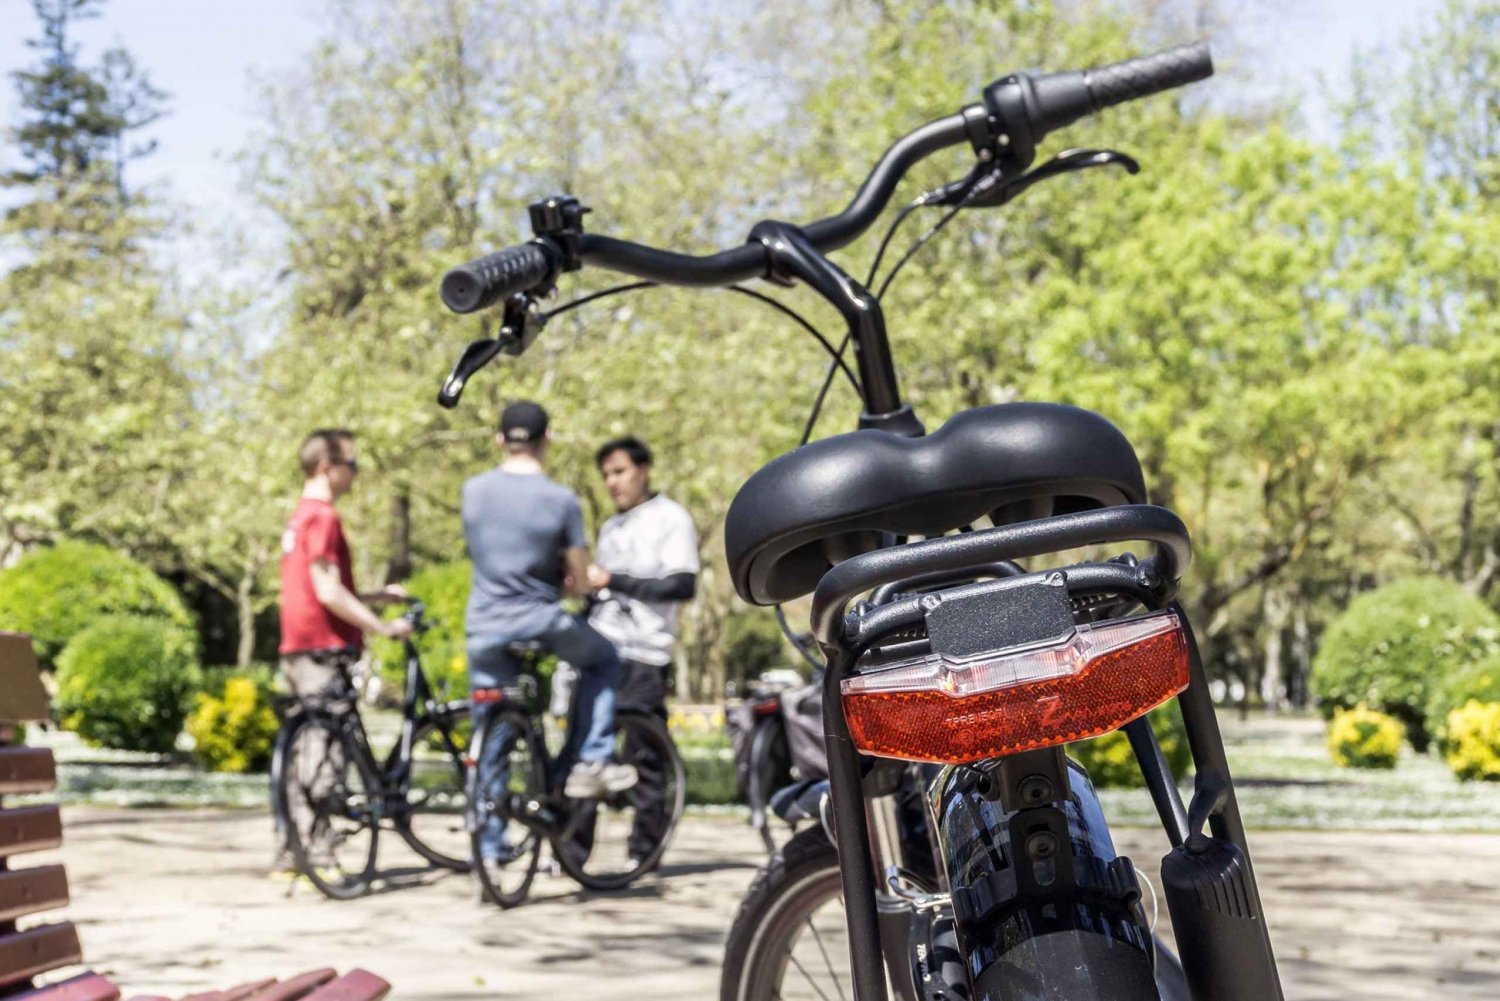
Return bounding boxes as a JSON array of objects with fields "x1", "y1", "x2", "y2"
[
  {"x1": 928, "y1": 148, "x2": 1140, "y2": 209},
  {"x1": 436, "y1": 293, "x2": 549, "y2": 409}
]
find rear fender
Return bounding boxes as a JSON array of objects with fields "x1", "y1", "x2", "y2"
[{"x1": 932, "y1": 753, "x2": 1160, "y2": 1000}]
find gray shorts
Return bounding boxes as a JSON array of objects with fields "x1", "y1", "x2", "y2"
[{"x1": 279, "y1": 650, "x2": 358, "y2": 709}]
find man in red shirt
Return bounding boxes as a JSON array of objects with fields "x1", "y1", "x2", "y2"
[{"x1": 273, "y1": 428, "x2": 410, "y2": 875}]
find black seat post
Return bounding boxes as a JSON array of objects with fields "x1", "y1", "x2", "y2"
[{"x1": 749, "y1": 222, "x2": 924, "y2": 438}]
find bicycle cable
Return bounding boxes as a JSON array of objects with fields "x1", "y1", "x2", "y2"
[
  {"x1": 539, "y1": 281, "x2": 862, "y2": 400},
  {"x1": 771, "y1": 191, "x2": 952, "y2": 658}
]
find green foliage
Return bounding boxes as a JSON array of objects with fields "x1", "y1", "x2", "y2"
[
  {"x1": 55, "y1": 615, "x2": 201, "y2": 752},
  {"x1": 1443, "y1": 700, "x2": 1500, "y2": 782},
  {"x1": 186, "y1": 667, "x2": 279, "y2": 773},
  {"x1": 0, "y1": 541, "x2": 194, "y2": 665},
  {"x1": 374, "y1": 560, "x2": 471, "y2": 699},
  {"x1": 1310, "y1": 577, "x2": 1500, "y2": 749},
  {"x1": 723, "y1": 608, "x2": 790, "y2": 691},
  {"x1": 1327, "y1": 706, "x2": 1405, "y2": 769},
  {"x1": 1066, "y1": 703, "x2": 1191, "y2": 790}
]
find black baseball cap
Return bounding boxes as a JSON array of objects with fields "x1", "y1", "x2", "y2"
[{"x1": 499, "y1": 400, "x2": 550, "y2": 443}]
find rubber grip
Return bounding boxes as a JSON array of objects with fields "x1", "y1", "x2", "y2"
[
  {"x1": 440, "y1": 242, "x2": 553, "y2": 314},
  {"x1": 1083, "y1": 42, "x2": 1214, "y2": 112}
]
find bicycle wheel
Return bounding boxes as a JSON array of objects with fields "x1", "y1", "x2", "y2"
[
  {"x1": 554, "y1": 710, "x2": 685, "y2": 891},
  {"x1": 275, "y1": 713, "x2": 379, "y2": 900},
  {"x1": 468, "y1": 707, "x2": 546, "y2": 908},
  {"x1": 398, "y1": 708, "x2": 473, "y2": 872},
  {"x1": 720, "y1": 827, "x2": 852, "y2": 1001}
]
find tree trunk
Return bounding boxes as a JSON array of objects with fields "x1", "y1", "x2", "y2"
[
  {"x1": 1290, "y1": 600, "x2": 1311, "y2": 709},
  {"x1": 387, "y1": 488, "x2": 412, "y2": 583},
  {"x1": 1260, "y1": 586, "x2": 1287, "y2": 715},
  {"x1": 236, "y1": 572, "x2": 257, "y2": 668}
]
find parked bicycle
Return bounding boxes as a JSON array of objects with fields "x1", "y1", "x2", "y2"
[
  {"x1": 466, "y1": 641, "x2": 686, "y2": 908},
  {"x1": 271, "y1": 600, "x2": 471, "y2": 899},
  {"x1": 436, "y1": 39, "x2": 1283, "y2": 1001},
  {"x1": 727, "y1": 667, "x2": 826, "y2": 853}
]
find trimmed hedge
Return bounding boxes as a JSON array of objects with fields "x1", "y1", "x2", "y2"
[
  {"x1": 1327, "y1": 706, "x2": 1404, "y2": 769},
  {"x1": 1310, "y1": 577, "x2": 1500, "y2": 750},
  {"x1": 186, "y1": 667, "x2": 280, "y2": 773},
  {"x1": 1066, "y1": 703, "x2": 1192, "y2": 789},
  {"x1": 55, "y1": 616, "x2": 202, "y2": 753},
  {"x1": 0, "y1": 541, "x2": 194, "y2": 666}
]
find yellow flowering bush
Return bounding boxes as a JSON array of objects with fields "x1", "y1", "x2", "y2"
[
  {"x1": 186, "y1": 671, "x2": 279, "y2": 773},
  {"x1": 1443, "y1": 701, "x2": 1500, "y2": 782},
  {"x1": 1327, "y1": 706, "x2": 1404, "y2": 769}
]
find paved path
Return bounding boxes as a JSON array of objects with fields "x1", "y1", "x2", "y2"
[{"x1": 32, "y1": 809, "x2": 1500, "y2": 999}]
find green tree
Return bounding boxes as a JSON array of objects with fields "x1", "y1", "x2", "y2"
[
  {"x1": 4, "y1": 0, "x2": 166, "y2": 197},
  {"x1": 0, "y1": 0, "x2": 187, "y2": 568}
]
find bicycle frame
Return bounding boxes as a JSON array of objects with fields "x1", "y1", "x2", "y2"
[
  {"x1": 272, "y1": 640, "x2": 467, "y2": 817},
  {"x1": 387, "y1": 639, "x2": 469, "y2": 795}
]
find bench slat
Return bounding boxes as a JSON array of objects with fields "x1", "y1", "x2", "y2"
[
  {"x1": 0, "y1": 922, "x2": 84, "y2": 987},
  {"x1": 0, "y1": 806, "x2": 64, "y2": 859},
  {"x1": 300, "y1": 971, "x2": 389, "y2": 1001},
  {"x1": 0, "y1": 748, "x2": 57, "y2": 796},
  {"x1": 0, "y1": 866, "x2": 70, "y2": 922},
  {"x1": 10, "y1": 971, "x2": 122, "y2": 1001},
  {"x1": 197, "y1": 978, "x2": 278, "y2": 1001},
  {"x1": 241, "y1": 969, "x2": 337, "y2": 1001}
]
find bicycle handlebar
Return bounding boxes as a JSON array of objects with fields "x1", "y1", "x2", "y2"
[
  {"x1": 1002, "y1": 42, "x2": 1213, "y2": 148},
  {"x1": 440, "y1": 241, "x2": 558, "y2": 314},
  {"x1": 440, "y1": 42, "x2": 1213, "y2": 313}
]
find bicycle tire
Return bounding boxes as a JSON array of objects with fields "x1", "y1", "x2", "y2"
[
  {"x1": 720, "y1": 826, "x2": 850, "y2": 1001},
  {"x1": 555, "y1": 710, "x2": 686, "y2": 891},
  {"x1": 468, "y1": 707, "x2": 545, "y2": 908},
  {"x1": 398, "y1": 709, "x2": 473, "y2": 872},
  {"x1": 275, "y1": 712, "x2": 379, "y2": 900}
]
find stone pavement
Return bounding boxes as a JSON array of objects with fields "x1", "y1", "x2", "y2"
[{"x1": 31, "y1": 808, "x2": 1500, "y2": 999}]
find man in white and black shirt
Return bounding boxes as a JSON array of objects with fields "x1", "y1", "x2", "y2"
[{"x1": 586, "y1": 436, "x2": 699, "y2": 860}]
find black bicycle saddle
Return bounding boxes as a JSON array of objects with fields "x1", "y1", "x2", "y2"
[{"x1": 725, "y1": 403, "x2": 1147, "y2": 605}]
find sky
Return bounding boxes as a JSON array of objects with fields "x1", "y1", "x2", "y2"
[{"x1": 0, "y1": 0, "x2": 1448, "y2": 252}]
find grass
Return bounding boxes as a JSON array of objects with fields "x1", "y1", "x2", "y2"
[
  {"x1": 1096, "y1": 712, "x2": 1500, "y2": 833},
  {"x1": 22, "y1": 708, "x2": 1500, "y2": 833}
]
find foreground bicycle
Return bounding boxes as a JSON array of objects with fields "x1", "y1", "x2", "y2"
[
  {"x1": 466, "y1": 642, "x2": 686, "y2": 907},
  {"x1": 437, "y1": 41, "x2": 1282, "y2": 1001},
  {"x1": 272, "y1": 601, "x2": 471, "y2": 899}
]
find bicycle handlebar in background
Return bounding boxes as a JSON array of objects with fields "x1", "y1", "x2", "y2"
[{"x1": 439, "y1": 42, "x2": 1213, "y2": 314}]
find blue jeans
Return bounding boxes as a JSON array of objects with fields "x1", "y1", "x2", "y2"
[{"x1": 469, "y1": 609, "x2": 622, "y2": 860}]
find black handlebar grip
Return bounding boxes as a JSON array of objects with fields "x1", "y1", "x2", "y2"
[
  {"x1": 440, "y1": 241, "x2": 555, "y2": 314},
  {"x1": 1027, "y1": 41, "x2": 1214, "y2": 138}
]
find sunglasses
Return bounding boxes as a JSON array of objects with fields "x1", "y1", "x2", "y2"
[{"x1": 331, "y1": 457, "x2": 360, "y2": 474}]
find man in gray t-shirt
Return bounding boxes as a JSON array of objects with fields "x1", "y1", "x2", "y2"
[{"x1": 462, "y1": 401, "x2": 635, "y2": 863}]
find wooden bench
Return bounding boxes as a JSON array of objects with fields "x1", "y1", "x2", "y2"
[{"x1": 0, "y1": 631, "x2": 390, "y2": 1000}]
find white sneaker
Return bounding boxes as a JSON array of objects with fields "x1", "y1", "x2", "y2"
[{"x1": 564, "y1": 760, "x2": 639, "y2": 798}]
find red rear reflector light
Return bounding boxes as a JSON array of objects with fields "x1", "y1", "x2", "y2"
[{"x1": 840, "y1": 611, "x2": 1188, "y2": 764}]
